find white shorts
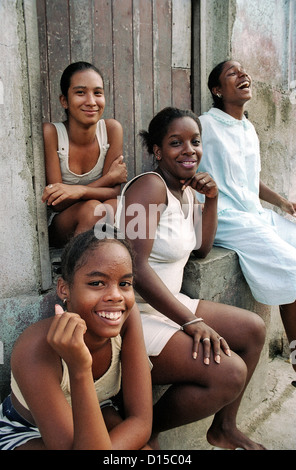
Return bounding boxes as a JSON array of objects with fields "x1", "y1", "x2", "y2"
[{"x1": 138, "y1": 292, "x2": 200, "y2": 357}]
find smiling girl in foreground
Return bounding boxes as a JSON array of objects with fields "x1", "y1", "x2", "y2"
[
  {"x1": 116, "y1": 107, "x2": 266, "y2": 450},
  {"x1": 0, "y1": 228, "x2": 152, "y2": 450}
]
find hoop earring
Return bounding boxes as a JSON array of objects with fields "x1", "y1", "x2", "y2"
[{"x1": 63, "y1": 298, "x2": 68, "y2": 311}]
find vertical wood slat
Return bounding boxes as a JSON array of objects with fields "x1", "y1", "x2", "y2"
[
  {"x1": 93, "y1": 0, "x2": 114, "y2": 120},
  {"x1": 191, "y1": 0, "x2": 201, "y2": 115},
  {"x1": 24, "y1": 0, "x2": 52, "y2": 290},
  {"x1": 45, "y1": 0, "x2": 71, "y2": 122},
  {"x1": 172, "y1": 0, "x2": 191, "y2": 69},
  {"x1": 69, "y1": 0, "x2": 93, "y2": 63},
  {"x1": 36, "y1": 0, "x2": 50, "y2": 122},
  {"x1": 113, "y1": 0, "x2": 135, "y2": 177},
  {"x1": 153, "y1": 0, "x2": 172, "y2": 113},
  {"x1": 172, "y1": 0, "x2": 192, "y2": 109},
  {"x1": 172, "y1": 68, "x2": 191, "y2": 109},
  {"x1": 133, "y1": 0, "x2": 154, "y2": 173}
]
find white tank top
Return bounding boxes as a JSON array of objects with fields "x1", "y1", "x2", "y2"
[
  {"x1": 53, "y1": 120, "x2": 110, "y2": 185},
  {"x1": 11, "y1": 335, "x2": 122, "y2": 409},
  {"x1": 116, "y1": 172, "x2": 197, "y2": 302}
]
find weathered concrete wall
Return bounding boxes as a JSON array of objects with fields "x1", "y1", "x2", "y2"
[
  {"x1": 0, "y1": 0, "x2": 50, "y2": 399},
  {"x1": 198, "y1": 0, "x2": 237, "y2": 113},
  {"x1": 0, "y1": 0, "x2": 40, "y2": 297},
  {"x1": 199, "y1": 0, "x2": 296, "y2": 209},
  {"x1": 232, "y1": 0, "x2": 296, "y2": 209}
]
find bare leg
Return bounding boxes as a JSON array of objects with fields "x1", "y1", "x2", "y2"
[
  {"x1": 151, "y1": 301, "x2": 266, "y2": 450},
  {"x1": 198, "y1": 301, "x2": 266, "y2": 449},
  {"x1": 49, "y1": 199, "x2": 117, "y2": 247},
  {"x1": 280, "y1": 301, "x2": 296, "y2": 373},
  {"x1": 15, "y1": 438, "x2": 46, "y2": 450}
]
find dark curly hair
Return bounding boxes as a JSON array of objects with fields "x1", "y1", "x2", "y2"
[
  {"x1": 139, "y1": 107, "x2": 202, "y2": 155},
  {"x1": 60, "y1": 225, "x2": 134, "y2": 286}
]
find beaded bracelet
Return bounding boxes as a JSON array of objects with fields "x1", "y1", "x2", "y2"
[{"x1": 180, "y1": 317, "x2": 204, "y2": 330}]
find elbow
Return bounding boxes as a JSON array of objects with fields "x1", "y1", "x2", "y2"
[
  {"x1": 113, "y1": 184, "x2": 121, "y2": 196},
  {"x1": 135, "y1": 417, "x2": 153, "y2": 450},
  {"x1": 193, "y1": 246, "x2": 211, "y2": 259}
]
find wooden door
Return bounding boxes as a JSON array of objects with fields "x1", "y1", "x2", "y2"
[{"x1": 37, "y1": 0, "x2": 192, "y2": 178}]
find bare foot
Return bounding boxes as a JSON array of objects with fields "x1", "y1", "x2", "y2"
[{"x1": 207, "y1": 423, "x2": 266, "y2": 450}]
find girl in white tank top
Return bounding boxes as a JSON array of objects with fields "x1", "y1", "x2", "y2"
[
  {"x1": 0, "y1": 228, "x2": 152, "y2": 449},
  {"x1": 117, "y1": 107, "x2": 266, "y2": 450},
  {"x1": 41, "y1": 62, "x2": 127, "y2": 247}
]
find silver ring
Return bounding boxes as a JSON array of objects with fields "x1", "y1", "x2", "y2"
[
  {"x1": 218, "y1": 336, "x2": 223, "y2": 341},
  {"x1": 202, "y1": 337, "x2": 210, "y2": 342},
  {"x1": 48, "y1": 184, "x2": 53, "y2": 189},
  {"x1": 202, "y1": 179, "x2": 206, "y2": 184}
]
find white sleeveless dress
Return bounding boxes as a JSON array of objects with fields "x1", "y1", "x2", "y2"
[
  {"x1": 116, "y1": 172, "x2": 200, "y2": 356},
  {"x1": 198, "y1": 108, "x2": 296, "y2": 305}
]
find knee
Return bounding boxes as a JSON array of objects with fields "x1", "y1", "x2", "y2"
[
  {"x1": 213, "y1": 355, "x2": 247, "y2": 406},
  {"x1": 85, "y1": 199, "x2": 102, "y2": 214},
  {"x1": 73, "y1": 200, "x2": 105, "y2": 231},
  {"x1": 203, "y1": 355, "x2": 247, "y2": 409},
  {"x1": 93, "y1": 200, "x2": 116, "y2": 222},
  {"x1": 80, "y1": 200, "x2": 112, "y2": 225},
  {"x1": 227, "y1": 356, "x2": 248, "y2": 395},
  {"x1": 77, "y1": 199, "x2": 101, "y2": 217},
  {"x1": 245, "y1": 312, "x2": 266, "y2": 350}
]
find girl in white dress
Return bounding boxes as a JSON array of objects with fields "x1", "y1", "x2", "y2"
[{"x1": 198, "y1": 60, "x2": 296, "y2": 373}]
